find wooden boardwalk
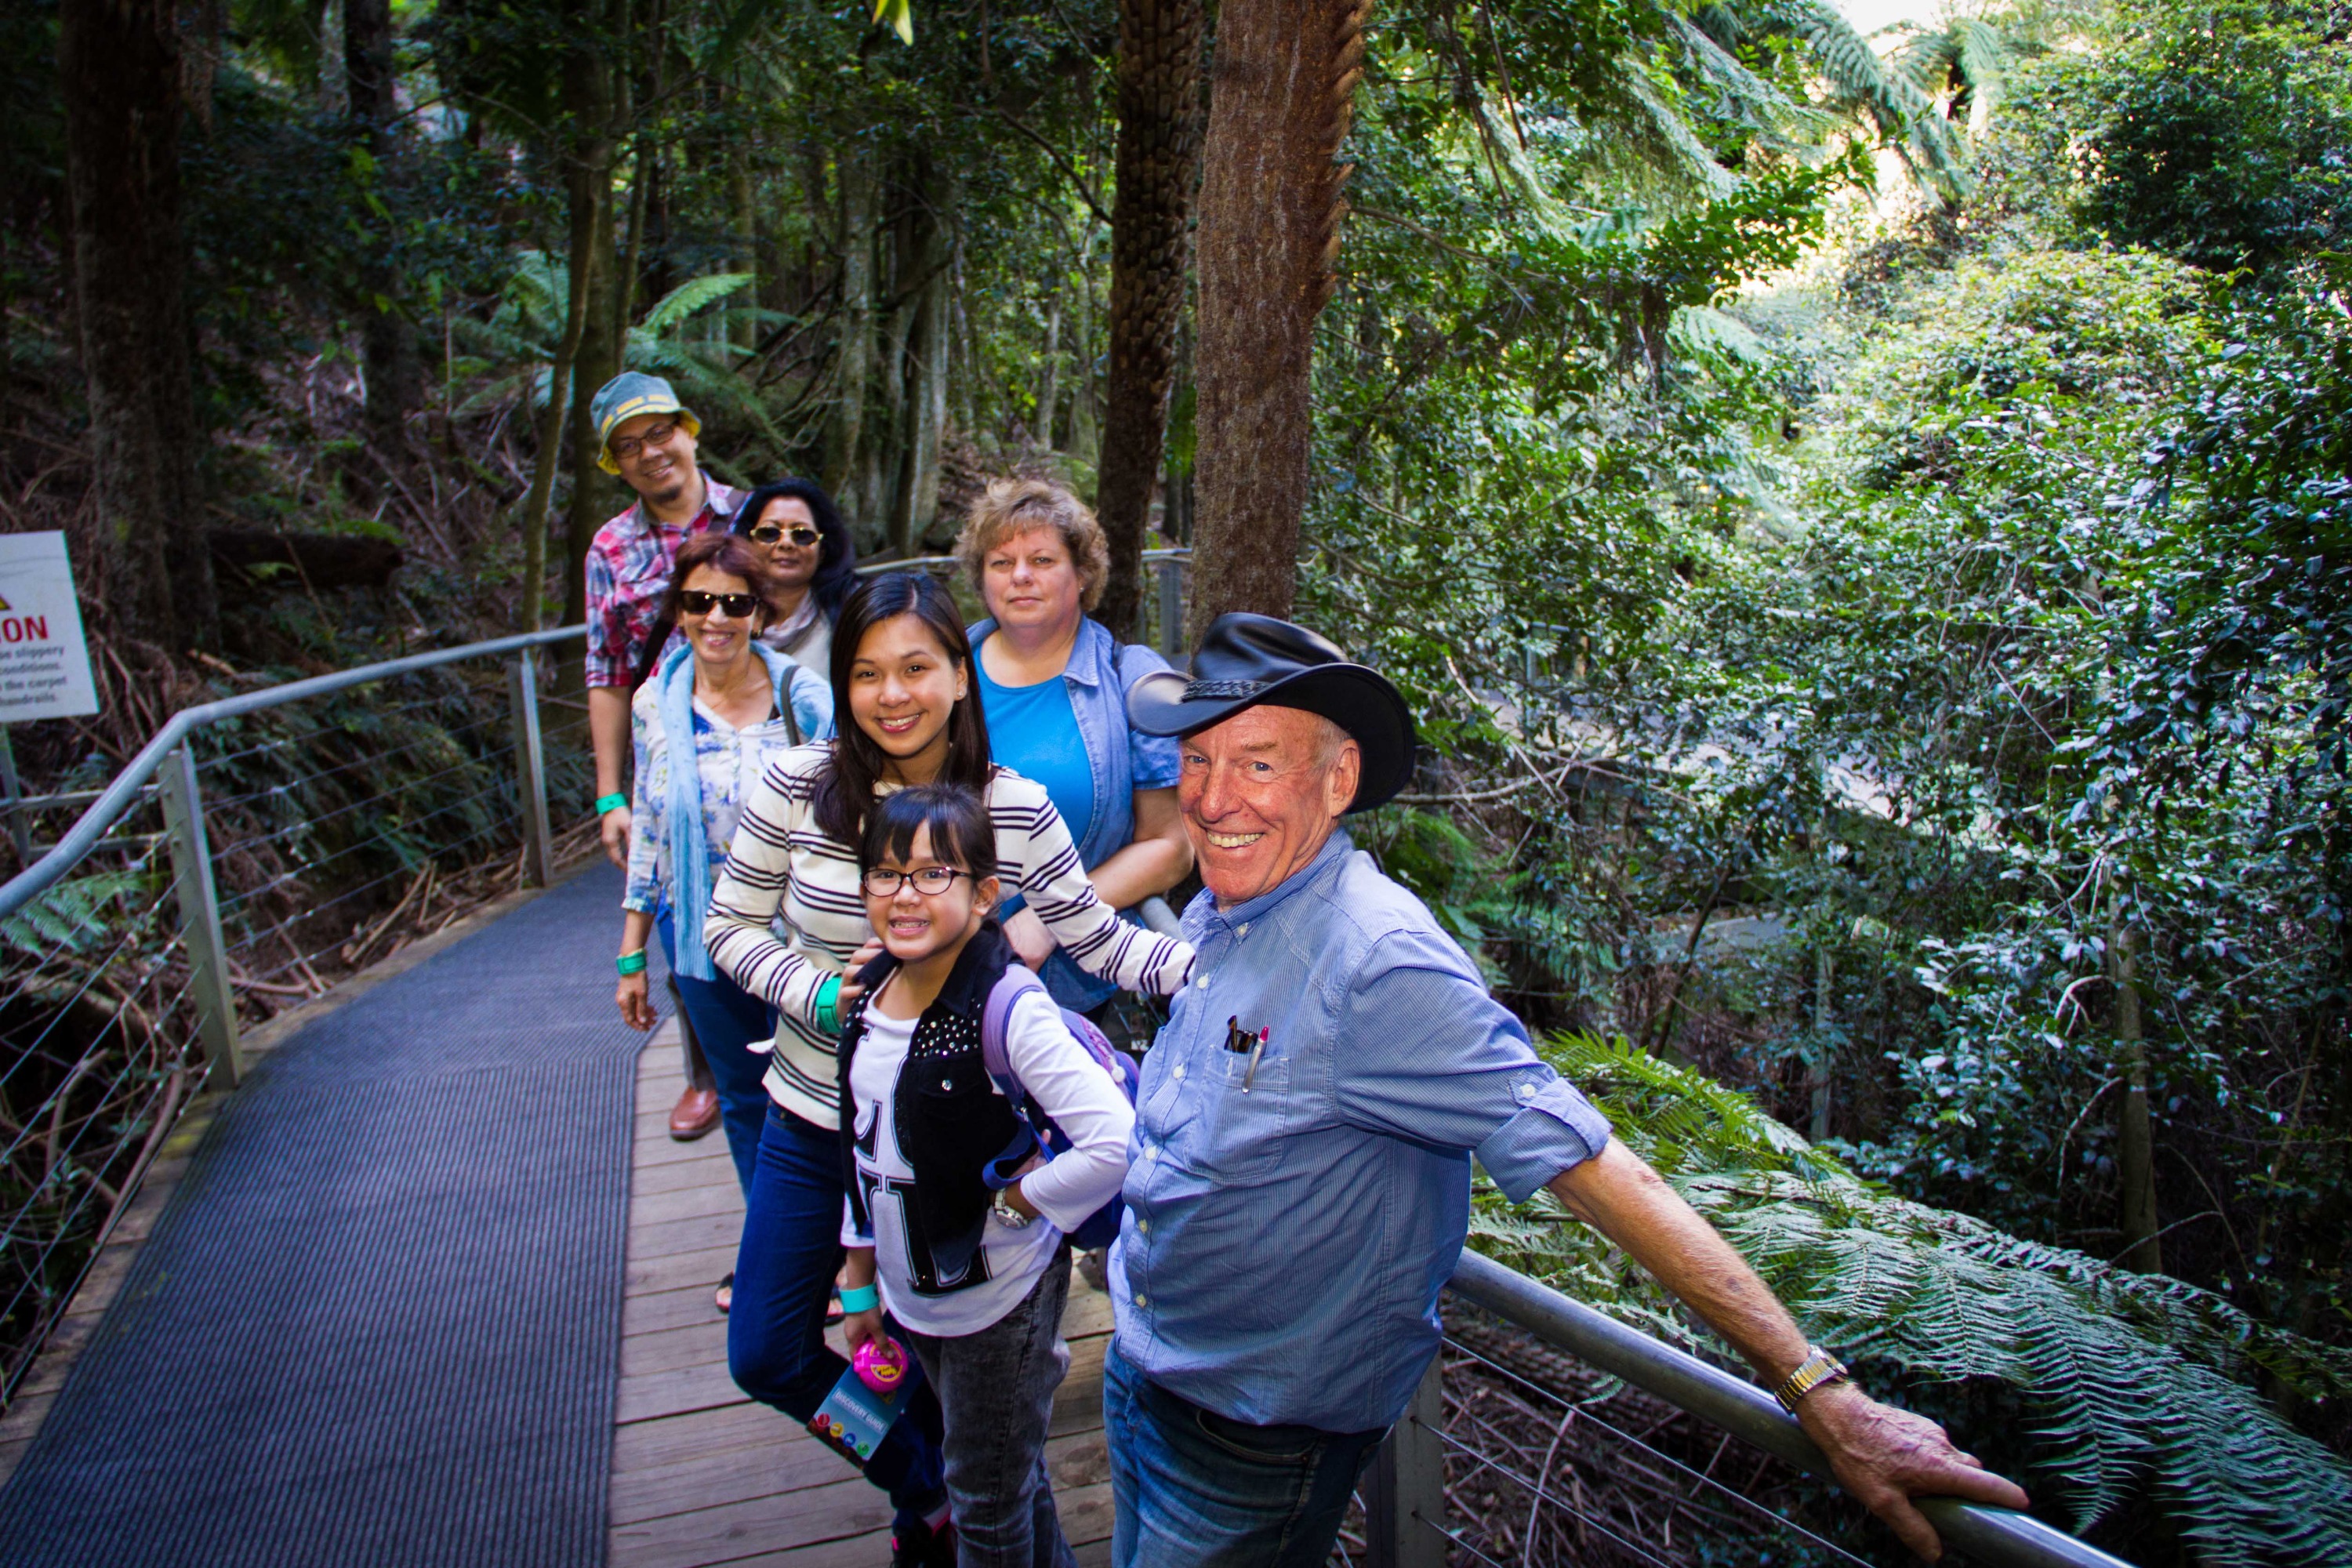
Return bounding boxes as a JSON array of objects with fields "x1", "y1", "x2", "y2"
[{"x1": 614, "y1": 1022, "x2": 1117, "y2": 1567}]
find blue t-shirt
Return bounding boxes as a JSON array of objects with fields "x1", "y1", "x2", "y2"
[{"x1": 976, "y1": 657, "x2": 1097, "y2": 849}]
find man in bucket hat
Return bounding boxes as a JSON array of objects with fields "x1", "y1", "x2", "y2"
[
  {"x1": 1103, "y1": 612, "x2": 2028, "y2": 1568},
  {"x1": 582, "y1": 372, "x2": 743, "y2": 1141}
]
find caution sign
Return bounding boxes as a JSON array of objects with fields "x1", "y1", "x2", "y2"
[{"x1": 0, "y1": 533, "x2": 99, "y2": 724}]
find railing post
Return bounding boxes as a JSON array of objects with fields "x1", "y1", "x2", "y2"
[
  {"x1": 158, "y1": 742, "x2": 242, "y2": 1087},
  {"x1": 1364, "y1": 1355, "x2": 1446, "y2": 1568},
  {"x1": 1156, "y1": 558, "x2": 1185, "y2": 662},
  {"x1": 508, "y1": 648, "x2": 554, "y2": 889}
]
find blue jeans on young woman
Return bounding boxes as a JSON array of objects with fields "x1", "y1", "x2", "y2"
[
  {"x1": 1104, "y1": 1342, "x2": 1388, "y2": 1568},
  {"x1": 655, "y1": 906, "x2": 771, "y2": 1193},
  {"x1": 730, "y1": 1104, "x2": 946, "y2": 1530}
]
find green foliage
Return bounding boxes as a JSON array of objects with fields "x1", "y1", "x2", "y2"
[{"x1": 1475, "y1": 1034, "x2": 2352, "y2": 1564}]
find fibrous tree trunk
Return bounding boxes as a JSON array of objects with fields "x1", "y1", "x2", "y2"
[
  {"x1": 1096, "y1": 0, "x2": 1203, "y2": 642},
  {"x1": 1187, "y1": 0, "x2": 1369, "y2": 645},
  {"x1": 347, "y1": 0, "x2": 422, "y2": 469},
  {"x1": 61, "y1": 0, "x2": 218, "y2": 651}
]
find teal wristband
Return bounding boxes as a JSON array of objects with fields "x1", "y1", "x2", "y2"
[
  {"x1": 837, "y1": 1283, "x2": 879, "y2": 1314},
  {"x1": 596, "y1": 792, "x2": 629, "y2": 815},
  {"x1": 815, "y1": 974, "x2": 843, "y2": 1036},
  {"x1": 615, "y1": 950, "x2": 648, "y2": 976}
]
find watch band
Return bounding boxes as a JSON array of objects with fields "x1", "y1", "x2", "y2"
[
  {"x1": 615, "y1": 950, "x2": 648, "y2": 976},
  {"x1": 1772, "y1": 1347, "x2": 1850, "y2": 1413},
  {"x1": 991, "y1": 1192, "x2": 1034, "y2": 1229},
  {"x1": 595, "y1": 792, "x2": 629, "y2": 815}
]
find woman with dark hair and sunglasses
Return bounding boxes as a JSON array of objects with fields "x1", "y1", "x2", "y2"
[
  {"x1": 617, "y1": 535, "x2": 835, "y2": 1285},
  {"x1": 701, "y1": 571, "x2": 1192, "y2": 1567},
  {"x1": 732, "y1": 477, "x2": 858, "y2": 679}
]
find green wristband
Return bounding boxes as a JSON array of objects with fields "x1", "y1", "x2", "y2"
[
  {"x1": 815, "y1": 974, "x2": 843, "y2": 1036},
  {"x1": 615, "y1": 950, "x2": 648, "y2": 976},
  {"x1": 595, "y1": 792, "x2": 629, "y2": 815},
  {"x1": 837, "y1": 1283, "x2": 879, "y2": 1314}
]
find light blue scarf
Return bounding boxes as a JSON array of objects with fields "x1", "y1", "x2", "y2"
[{"x1": 660, "y1": 639, "x2": 796, "y2": 982}]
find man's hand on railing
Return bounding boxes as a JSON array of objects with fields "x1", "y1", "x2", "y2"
[
  {"x1": 1795, "y1": 1377, "x2": 2031, "y2": 1560},
  {"x1": 1548, "y1": 1141, "x2": 2031, "y2": 1561}
]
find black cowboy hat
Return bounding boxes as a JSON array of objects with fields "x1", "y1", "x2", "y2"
[{"x1": 1127, "y1": 613, "x2": 1417, "y2": 813}]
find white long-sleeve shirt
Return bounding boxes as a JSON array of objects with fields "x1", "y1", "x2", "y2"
[
  {"x1": 703, "y1": 746, "x2": 1193, "y2": 1126},
  {"x1": 844, "y1": 981, "x2": 1134, "y2": 1336}
]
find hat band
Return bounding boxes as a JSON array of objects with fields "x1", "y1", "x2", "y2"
[{"x1": 1183, "y1": 678, "x2": 1267, "y2": 700}]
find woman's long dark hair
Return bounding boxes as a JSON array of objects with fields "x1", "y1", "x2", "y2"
[
  {"x1": 813, "y1": 572, "x2": 995, "y2": 848},
  {"x1": 735, "y1": 477, "x2": 858, "y2": 622}
]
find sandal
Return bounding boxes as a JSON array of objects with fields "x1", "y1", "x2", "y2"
[{"x1": 715, "y1": 1272, "x2": 734, "y2": 1316}]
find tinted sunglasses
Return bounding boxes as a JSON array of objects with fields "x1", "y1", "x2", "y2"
[
  {"x1": 677, "y1": 590, "x2": 761, "y2": 618},
  {"x1": 749, "y1": 524, "x2": 822, "y2": 548}
]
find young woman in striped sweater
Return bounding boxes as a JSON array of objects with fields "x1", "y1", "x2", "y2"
[{"x1": 702, "y1": 572, "x2": 1191, "y2": 1566}]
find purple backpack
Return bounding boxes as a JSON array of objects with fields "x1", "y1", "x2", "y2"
[{"x1": 978, "y1": 965, "x2": 1141, "y2": 1250}]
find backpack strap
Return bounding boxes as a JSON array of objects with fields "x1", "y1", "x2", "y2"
[{"x1": 980, "y1": 964, "x2": 1051, "y2": 1100}]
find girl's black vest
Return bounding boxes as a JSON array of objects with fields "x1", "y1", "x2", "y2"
[{"x1": 837, "y1": 924, "x2": 1032, "y2": 1288}]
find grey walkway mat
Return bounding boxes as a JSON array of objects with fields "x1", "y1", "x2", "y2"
[{"x1": 0, "y1": 864, "x2": 645, "y2": 1567}]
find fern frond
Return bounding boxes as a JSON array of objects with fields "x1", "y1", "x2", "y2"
[
  {"x1": 637, "y1": 271, "x2": 756, "y2": 336},
  {"x1": 1478, "y1": 1033, "x2": 2352, "y2": 1561}
]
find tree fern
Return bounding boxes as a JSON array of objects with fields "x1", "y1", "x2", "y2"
[{"x1": 1470, "y1": 1032, "x2": 2352, "y2": 1564}]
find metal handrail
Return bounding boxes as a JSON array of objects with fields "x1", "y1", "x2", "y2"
[
  {"x1": 0, "y1": 626, "x2": 586, "y2": 922},
  {"x1": 1445, "y1": 1250, "x2": 2128, "y2": 1568}
]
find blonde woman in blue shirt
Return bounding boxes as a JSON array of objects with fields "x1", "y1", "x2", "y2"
[
  {"x1": 617, "y1": 532, "x2": 833, "y2": 1250},
  {"x1": 955, "y1": 479, "x2": 1192, "y2": 1015}
]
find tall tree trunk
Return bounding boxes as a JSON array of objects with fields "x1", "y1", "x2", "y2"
[
  {"x1": 1096, "y1": 0, "x2": 1203, "y2": 641},
  {"x1": 347, "y1": 0, "x2": 420, "y2": 470},
  {"x1": 893, "y1": 207, "x2": 953, "y2": 554},
  {"x1": 516, "y1": 246, "x2": 593, "y2": 632},
  {"x1": 2113, "y1": 919, "x2": 2164, "y2": 1273},
  {"x1": 1036, "y1": 289, "x2": 1061, "y2": 448},
  {"x1": 61, "y1": 0, "x2": 216, "y2": 650},
  {"x1": 731, "y1": 143, "x2": 758, "y2": 354},
  {"x1": 318, "y1": 0, "x2": 348, "y2": 114},
  {"x1": 826, "y1": 149, "x2": 877, "y2": 519},
  {"x1": 1069, "y1": 259, "x2": 1099, "y2": 484},
  {"x1": 1186, "y1": 0, "x2": 1370, "y2": 644},
  {"x1": 557, "y1": 20, "x2": 620, "y2": 637}
]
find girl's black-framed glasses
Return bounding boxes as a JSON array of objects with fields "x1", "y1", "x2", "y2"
[{"x1": 860, "y1": 866, "x2": 967, "y2": 898}]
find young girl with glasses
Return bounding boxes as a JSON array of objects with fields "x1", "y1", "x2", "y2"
[
  {"x1": 701, "y1": 570, "x2": 1192, "y2": 1567},
  {"x1": 835, "y1": 785, "x2": 1131, "y2": 1568}
]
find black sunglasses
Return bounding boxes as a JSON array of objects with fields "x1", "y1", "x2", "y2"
[
  {"x1": 749, "y1": 524, "x2": 822, "y2": 548},
  {"x1": 677, "y1": 590, "x2": 761, "y2": 618}
]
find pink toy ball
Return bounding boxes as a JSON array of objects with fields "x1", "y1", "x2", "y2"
[{"x1": 855, "y1": 1337, "x2": 909, "y2": 1394}]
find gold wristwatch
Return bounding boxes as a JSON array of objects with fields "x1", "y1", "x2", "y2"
[{"x1": 1772, "y1": 1347, "x2": 1850, "y2": 1414}]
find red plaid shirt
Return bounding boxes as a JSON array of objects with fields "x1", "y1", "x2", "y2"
[{"x1": 583, "y1": 479, "x2": 744, "y2": 688}]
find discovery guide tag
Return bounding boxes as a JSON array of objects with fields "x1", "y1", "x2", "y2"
[{"x1": 808, "y1": 1357, "x2": 919, "y2": 1465}]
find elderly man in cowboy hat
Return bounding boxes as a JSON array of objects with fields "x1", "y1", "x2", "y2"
[
  {"x1": 1103, "y1": 613, "x2": 2028, "y2": 1568},
  {"x1": 582, "y1": 372, "x2": 745, "y2": 1142}
]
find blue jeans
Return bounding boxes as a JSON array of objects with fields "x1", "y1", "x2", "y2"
[
  {"x1": 1105, "y1": 1344, "x2": 1388, "y2": 1568},
  {"x1": 731, "y1": 1105, "x2": 946, "y2": 1529},
  {"x1": 656, "y1": 908, "x2": 771, "y2": 1194}
]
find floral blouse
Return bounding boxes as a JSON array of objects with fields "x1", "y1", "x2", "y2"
[{"x1": 623, "y1": 671, "x2": 833, "y2": 914}]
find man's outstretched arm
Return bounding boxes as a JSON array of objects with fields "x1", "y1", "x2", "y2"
[{"x1": 1548, "y1": 1141, "x2": 2031, "y2": 1561}]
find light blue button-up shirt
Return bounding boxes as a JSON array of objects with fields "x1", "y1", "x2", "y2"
[{"x1": 1110, "y1": 828, "x2": 1612, "y2": 1434}]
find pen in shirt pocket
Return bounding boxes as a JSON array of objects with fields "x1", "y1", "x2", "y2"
[{"x1": 1223, "y1": 1016, "x2": 1269, "y2": 1092}]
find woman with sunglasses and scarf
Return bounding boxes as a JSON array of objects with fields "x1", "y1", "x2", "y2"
[
  {"x1": 733, "y1": 478, "x2": 858, "y2": 681},
  {"x1": 618, "y1": 534, "x2": 836, "y2": 1304}
]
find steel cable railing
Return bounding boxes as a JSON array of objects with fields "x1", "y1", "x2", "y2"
[{"x1": 0, "y1": 626, "x2": 584, "y2": 1408}]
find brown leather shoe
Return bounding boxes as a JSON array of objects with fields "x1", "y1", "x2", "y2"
[{"x1": 668, "y1": 1085, "x2": 720, "y2": 1140}]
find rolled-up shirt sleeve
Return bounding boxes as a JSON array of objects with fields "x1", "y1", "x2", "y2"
[{"x1": 1334, "y1": 930, "x2": 1610, "y2": 1203}]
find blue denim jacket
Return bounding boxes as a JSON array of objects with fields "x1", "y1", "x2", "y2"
[
  {"x1": 971, "y1": 616, "x2": 1182, "y2": 1011},
  {"x1": 1110, "y1": 829, "x2": 1613, "y2": 1433}
]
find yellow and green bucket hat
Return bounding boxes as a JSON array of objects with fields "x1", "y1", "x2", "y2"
[{"x1": 590, "y1": 372, "x2": 701, "y2": 475}]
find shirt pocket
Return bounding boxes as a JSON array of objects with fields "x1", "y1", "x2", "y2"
[{"x1": 1166, "y1": 1035, "x2": 1291, "y2": 1182}]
